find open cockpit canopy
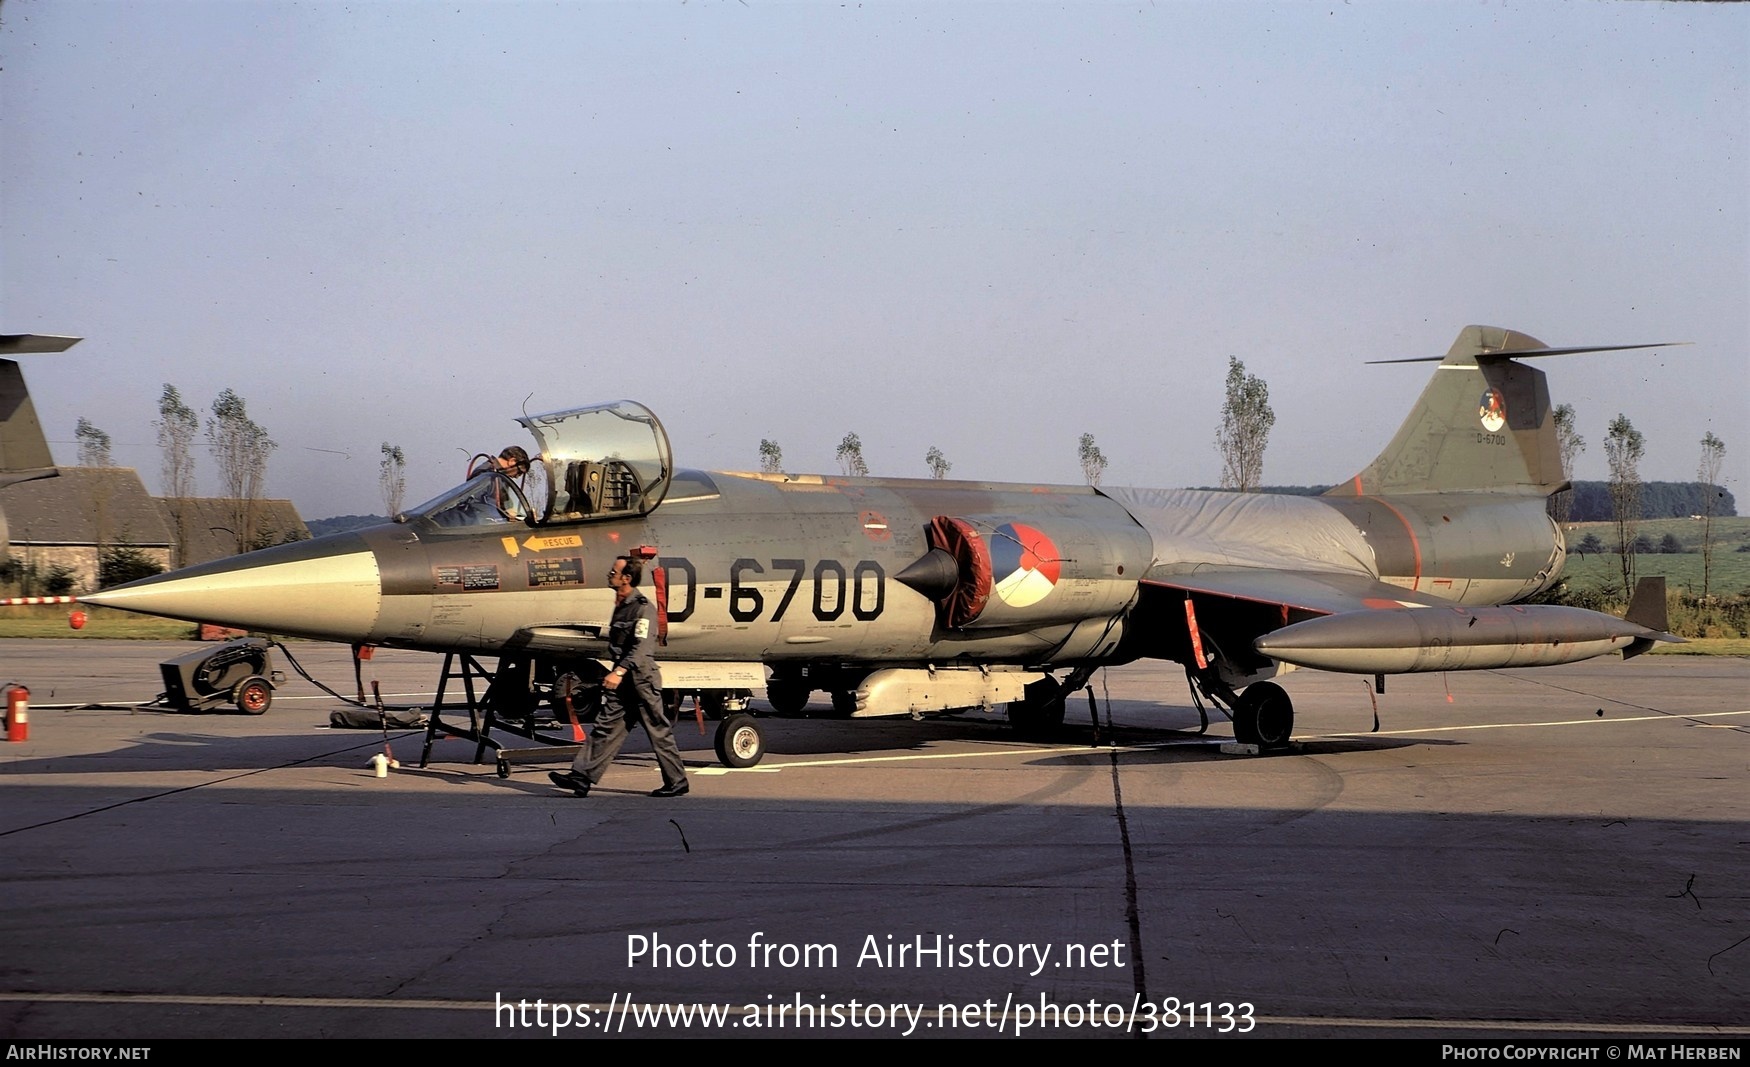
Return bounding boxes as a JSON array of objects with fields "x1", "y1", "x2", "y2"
[
  {"x1": 518, "y1": 400, "x2": 672, "y2": 522},
  {"x1": 406, "y1": 401, "x2": 673, "y2": 531}
]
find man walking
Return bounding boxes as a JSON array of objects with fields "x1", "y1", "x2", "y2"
[{"x1": 549, "y1": 555, "x2": 689, "y2": 798}]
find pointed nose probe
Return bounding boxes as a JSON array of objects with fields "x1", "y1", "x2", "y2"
[{"x1": 81, "y1": 534, "x2": 384, "y2": 642}]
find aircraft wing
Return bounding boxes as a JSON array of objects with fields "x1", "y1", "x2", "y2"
[{"x1": 1138, "y1": 568, "x2": 1446, "y2": 616}]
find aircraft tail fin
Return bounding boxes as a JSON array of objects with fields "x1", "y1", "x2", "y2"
[
  {"x1": 0, "y1": 335, "x2": 80, "y2": 490},
  {"x1": 1326, "y1": 326, "x2": 1675, "y2": 498}
]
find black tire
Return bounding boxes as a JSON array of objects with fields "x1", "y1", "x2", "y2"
[
  {"x1": 714, "y1": 712, "x2": 764, "y2": 768},
  {"x1": 1233, "y1": 681, "x2": 1294, "y2": 749},
  {"x1": 765, "y1": 681, "x2": 811, "y2": 717},
  {"x1": 233, "y1": 676, "x2": 273, "y2": 715}
]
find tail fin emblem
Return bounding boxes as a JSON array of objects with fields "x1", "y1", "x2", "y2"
[{"x1": 1478, "y1": 388, "x2": 1506, "y2": 432}]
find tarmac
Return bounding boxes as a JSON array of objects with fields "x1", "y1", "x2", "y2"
[{"x1": 0, "y1": 639, "x2": 1745, "y2": 1040}]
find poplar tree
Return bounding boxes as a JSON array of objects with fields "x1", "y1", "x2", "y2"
[
  {"x1": 758, "y1": 439, "x2": 784, "y2": 475},
  {"x1": 1078, "y1": 433, "x2": 1108, "y2": 486},
  {"x1": 1216, "y1": 356, "x2": 1274, "y2": 491},
  {"x1": 155, "y1": 385, "x2": 200, "y2": 566},
  {"x1": 1549, "y1": 403, "x2": 1585, "y2": 525},
  {"x1": 380, "y1": 443, "x2": 407, "y2": 518},
  {"x1": 1605, "y1": 414, "x2": 1644, "y2": 597},
  {"x1": 1698, "y1": 432, "x2": 1726, "y2": 599},
  {"x1": 206, "y1": 389, "x2": 276, "y2": 554},
  {"x1": 836, "y1": 432, "x2": 869, "y2": 477},
  {"x1": 925, "y1": 446, "x2": 951, "y2": 479}
]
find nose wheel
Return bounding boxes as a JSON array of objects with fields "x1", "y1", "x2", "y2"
[{"x1": 713, "y1": 712, "x2": 764, "y2": 768}]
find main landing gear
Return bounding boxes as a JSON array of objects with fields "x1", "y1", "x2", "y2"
[
  {"x1": 1188, "y1": 669, "x2": 1296, "y2": 751},
  {"x1": 1229, "y1": 680, "x2": 1294, "y2": 749}
]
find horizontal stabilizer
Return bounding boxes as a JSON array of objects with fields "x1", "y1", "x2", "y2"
[
  {"x1": 0, "y1": 334, "x2": 82, "y2": 355},
  {"x1": 1368, "y1": 339, "x2": 1685, "y2": 365}
]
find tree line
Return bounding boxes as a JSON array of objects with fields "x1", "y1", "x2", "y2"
[{"x1": 1563, "y1": 481, "x2": 1736, "y2": 523}]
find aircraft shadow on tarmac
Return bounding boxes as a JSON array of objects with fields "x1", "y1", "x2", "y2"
[
  {"x1": 0, "y1": 725, "x2": 423, "y2": 777},
  {"x1": 0, "y1": 696, "x2": 1452, "y2": 783}
]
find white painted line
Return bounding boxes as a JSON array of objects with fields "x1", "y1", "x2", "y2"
[
  {"x1": 692, "y1": 766, "x2": 779, "y2": 775},
  {"x1": 1331, "y1": 708, "x2": 1750, "y2": 737},
  {"x1": 719, "y1": 738, "x2": 1218, "y2": 772}
]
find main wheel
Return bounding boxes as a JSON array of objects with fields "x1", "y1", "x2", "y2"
[
  {"x1": 1232, "y1": 681, "x2": 1294, "y2": 749},
  {"x1": 714, "y1": 712, "x2": 765, "y2": 768},
  {"x1": 233, "y1": 676, "x2": 273, "y2": 715},
  {"x1": 765, "y1": 681, "x2": 811, "y2": 717}
]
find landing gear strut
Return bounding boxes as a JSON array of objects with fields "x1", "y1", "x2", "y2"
[
  {"x1": 1189, "y1": 668, "x2": 1296, "y2": 751},
  {"x1": 1007, "y1": 664, "x2": 1103, "y2": 740}
]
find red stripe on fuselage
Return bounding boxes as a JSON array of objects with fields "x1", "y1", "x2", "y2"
[{"x1": 1359, "y1": 495, "x2": 1422, "y2": 592}]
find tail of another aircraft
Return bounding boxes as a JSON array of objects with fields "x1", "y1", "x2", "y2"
[
  {"x1": 0, "y1": 334, "x2": 80, "y2": 490},
  {"x1": 1327, "y1": 326, "x2": 1672, "y2": 498}
]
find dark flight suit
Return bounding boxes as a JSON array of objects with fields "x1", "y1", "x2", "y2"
[{"x1": 570, "y1": 590, "x2": 687, "y2": 790}]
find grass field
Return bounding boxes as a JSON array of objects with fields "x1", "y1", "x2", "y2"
[
  {"x1": 1560, "y1": 515, "x2": 1750, "y2": 598},
  {"x1": 0, "y1": 605, "x2": 199, "y2": 640},
  {"x1": 1648, "y1": 637, "x2": 1750, "y2": 656}
]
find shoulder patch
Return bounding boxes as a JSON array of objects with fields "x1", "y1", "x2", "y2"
[{"x1": 634, "y1": 617, "x2": 650, "y2": 639}]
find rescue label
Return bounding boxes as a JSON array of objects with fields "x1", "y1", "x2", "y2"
[{"x1": 525, "y1": 534, "x2": 584, "y2": 552}]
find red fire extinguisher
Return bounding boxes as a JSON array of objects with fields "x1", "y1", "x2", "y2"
[{"x1": 5, "y1": 685, "x2": 28, "y2": 743}]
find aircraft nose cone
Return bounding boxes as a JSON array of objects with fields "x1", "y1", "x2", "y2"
[{"x1": 82, "y1": 533, "x2": 382, "y2": 642}]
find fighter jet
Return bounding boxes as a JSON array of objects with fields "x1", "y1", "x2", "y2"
[{"x1": 83, "y1": 326, "x2": 1677, "y2": 759}]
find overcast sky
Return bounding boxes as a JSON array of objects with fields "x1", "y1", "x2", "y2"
[{"x1": 4, "y1": 0, "x2": 1744, "y2": 519}]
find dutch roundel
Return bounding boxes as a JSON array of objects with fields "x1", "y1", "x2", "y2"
[{"x1": 989, "y1": 522, "x2": 1062, "y2": 608}]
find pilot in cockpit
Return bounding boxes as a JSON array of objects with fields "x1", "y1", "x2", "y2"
[
  {"x1": 492, "y1": 445, "x2": 549, "y2": 523},
  {"x1": 492, "y1": 445, "x2": 529, "y2": 481}
]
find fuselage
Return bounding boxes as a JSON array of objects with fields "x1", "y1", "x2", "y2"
[{"x1": 86, "y1": 466, "x2": 1567, "y2": 675}]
